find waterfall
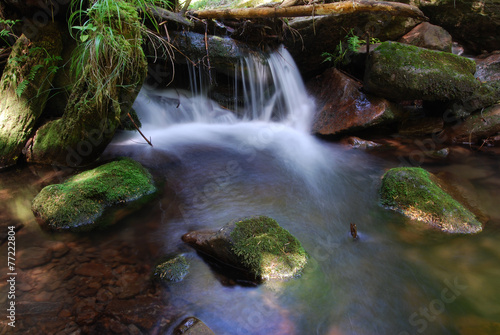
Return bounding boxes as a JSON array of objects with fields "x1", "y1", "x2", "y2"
[{"x1": 132, "y1": 46, "x2": 314, "y2": 132}]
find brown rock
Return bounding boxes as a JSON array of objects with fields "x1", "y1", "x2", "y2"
[
  {"x1": 307, "y1": 68, "x2": 402, "y2": 136},
  {"x1": 74, "y1": 298, "x2": 98, "y2": 325},
  {"x1": 475, "y1": 52, "x2": 500, "y2": 83},
  {"x1": 74, "y1": 262, "x2": 113, "y2": 278},
  {"x1": 399, "y1": 22, "x2": 452, "y2": 52},
  {"x1": 444, "y1": 104, "x2": 500, "y2": 144},
  {"x1": 18, "y1": 247, "x2": 52, "y2": 269},
  {"x1": 340, "y1": 136, "x2": 381, "y2": 149},
  {"x1": 398, "y1": 117, "x2": 444, "y2": 136},
  {"x1": 116, "y1": 272, "x2": 147, "y2": 299}
]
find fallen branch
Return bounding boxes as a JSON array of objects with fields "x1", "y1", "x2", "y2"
[
  {"x1": 189, "y1": 0, "x2": 427, "y2": 20},
  {"x1": 127, "y1": 113, "x2": 153, "y2": 147},
  {"x1": 147, "y1": 5, "x2": 194, "y2": 27}
]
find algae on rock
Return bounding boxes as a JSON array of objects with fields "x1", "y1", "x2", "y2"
[
  {"x1": 32, "y1": 158, "x2": 156, "y2": 232},
  {"x1": 154, "y1": 255, "x2": 189, "y2": 283},
  {"x1": 380, "y1": 167, "x2": 482, "y2": 233}
]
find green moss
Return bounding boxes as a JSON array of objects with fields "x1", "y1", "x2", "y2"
[
  {"x1": 380, "y1": 167, "x2": 482, "y2": 233},
  {"x1": 32, "y1": 157, "x2": 156, "y2": 231},
  {"x1": 230, "y1": 216, "x2": 308, "y2": 280},
  {"x1": 365, "y1": 41, "x2": 479, "y2": 101},
  {"x1": 154, "y1": 255, "x2": 189, "y2": 282}
]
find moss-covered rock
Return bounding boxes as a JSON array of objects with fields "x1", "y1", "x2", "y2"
[
  {"x1": 182, "y1": 216, "x2": 308, "y2": 281},
  {"x1": 0, "y1": 23, "x2": 62, "y2": 168},
  {"x1": 32, "y1": 158, "x2": 156, "y2": 232},
  {"x1": 380, "y1": 167, "x2": 482, "y2": 233},
  {"x1": 154, "y1": 255, "x2": 189, "y2": 283},
  {"x1": 364, "y1": 41, "x2": 479, "y2": 102}
]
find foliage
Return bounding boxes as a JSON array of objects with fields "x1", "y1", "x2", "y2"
[
  {"x1": 0, "y1": 18, "x2": 20, "y2": 46},
  {"x1": 188, "y1": 0, "x2": 231, "y2": 10},
  {"x1": 154, "y1": 255, "x2": 189, "y2": 282},
  {"x1": 322, "y1": 29, "x2": 381, "y2": 67}
]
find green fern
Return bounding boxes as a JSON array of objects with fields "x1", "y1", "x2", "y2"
[{"x1": 15, "y1": 80, "x2": 29, "y2": 97}]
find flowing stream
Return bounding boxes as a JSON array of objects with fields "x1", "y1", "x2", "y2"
[{"x1": 1, "y1": 47, "x2": 500, "y2": 334}]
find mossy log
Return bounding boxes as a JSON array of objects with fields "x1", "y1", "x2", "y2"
[
  {"x1": 190, "y1": 0, "x2": 427, "y2": 20},
  {"x1": 0, "y1": 23, "x2": 62, "y2": 169}
]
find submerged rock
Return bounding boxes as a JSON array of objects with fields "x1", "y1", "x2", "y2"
[
  {"x1": 307, "y1": 68, "x2": 402, "y2": 136},
  {"x1": 154, "y1": 255, "x2": 189, "y2": 283},
  {"x1": 380, "y1": 167, "x2": 482, "y2": 233},
  {"x1": 364, "y1": 42, "x2": 479, "y2": 102},
  {"x1": 398, "y1": 22, "x2": 452, "y2": 52},
  {"x1": 31, "y1": 158, "x2": 156, "y2": 232},
  {"x1": 182, "y1": 216, "x2": 308, "y2": 281},
  {"x1": 174, "y1": 317, "x2": 215, "y2": 335}
]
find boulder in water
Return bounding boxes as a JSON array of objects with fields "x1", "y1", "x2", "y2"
[
  {"x1": 182, "y1": 216, "x2": 308, "y2": 281},
  {"x1": 380, "y1": 167, "x2": 482, "y2": 233},
  {"x1": 307, "y1": 68, "x2": 402, "y2": 136},
  {"x1": 32, "y1": 158, "x2": 156, "y2": 232},
  {"x1": 174, "y1": 317, "x2": 215, "y2": 335},
  {"x1": 398, "y1": 22, "x2": 452, "y2": 52},
  {"x1": 154, "y1": 255, "x2": 189, "y2": 283},
  {"x1": 364, "y1": 42, "x2": 479, "y2": 102}
]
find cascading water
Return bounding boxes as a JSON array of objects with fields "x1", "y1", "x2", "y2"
[{"x1": 105, "y1": 46, "x2": 482, "y2": 335}]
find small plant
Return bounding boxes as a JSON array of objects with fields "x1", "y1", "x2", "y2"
[
  {"x1": 0, "y1": 18, "x2": 20, "y2": 46},
  {"x1": 322, "y1": 29, "x2": 381, "y2": 67}
]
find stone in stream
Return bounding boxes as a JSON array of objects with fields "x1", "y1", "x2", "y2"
[
  {"x1": 182, "y1": 216, "x2": 308, "y2": 281},
  {"x1": 398, "y1": 22, "x2": 453, "y2": 52},
  {"x1": 307, "y1": 68, "x2": 403, "y2": 136},
  {"x1": 364, "y1": 42, "x2": 479, "y2": 102},
  {"x1": 380, "y1": 167, "x2": 483, "y2": 233},
  {"x1": 31, "y1": 157, "x2": 156, "y2": 232},
  {"x1": 174, "y1": 317, "x2": 215, "y2": 335},
  {"x1": 154, "y1": 255, "x2": 190, "y2": 283}
]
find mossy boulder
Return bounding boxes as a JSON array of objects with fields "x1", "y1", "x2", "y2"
[
  {"x1": 380, "y1": 167, "x2": 482, "y2": 233},
  {"x1": 32, "y1": 158, "x2": 156, "y2": 232},
  {"x1": 182, "y1": 216, "x2": 308, "y2": 281},
  {"x1": 0, "y1": 23, "x2": 62, "y2": 168},
  {"x1": 364, "y1": 41, "x2": 479, "y2": 102},
  {"x1": 154, "y1": 255, "x2": 189, "y2": 283}
]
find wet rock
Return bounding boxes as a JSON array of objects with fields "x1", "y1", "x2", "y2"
[
  {"x1": 116, "y1": 272, "x2": 147, "y2": 299},
  {"x1": 307, "y1": 68, "x2": 402, "y2": 136},
  {"x1": 380, "y1": 167, "x2": 482, "y2": 233},
  {"x1": 443, "y1": 104, "x2": 500, "y2": 144},
  {"x1": 174, "y1": 317, "x2": 215, "y2": 335},
  {"x1": 364, "y1": 42, "x2": 479, "y2": 102},
  {"x1": 419, "y1": 0, "x2": 500, "y2": 53},
  {"x1": 31, "y1": 158, "x2": 157, "y2": 232},
  {"x1": 398, "y1": 117, "x2": 444, "y2": 136},
  {"x1": 74, "y1": 298, "x2": 98, "y2": 325},
  {"x1": 182, "y1": 216, "x2": 308, "y2": 281},
  {"x1": 475, "y1": 52, "x2": 500, "y2": 83},
  {"x1": 286, "y1": 11, "x2": 423, "y2": 77},
  {"x1": 18, "y1": 247, "x2": 52, "y2": 269},
  {"x1": 154, "y1": 255, "x2": 189, "y2": 283},
  {"x1": 398, "y1": 22, "x2": 452, "y2": 52},
  {"x1": 340, "y1": 136, "x2": 381, "y2": 150}
]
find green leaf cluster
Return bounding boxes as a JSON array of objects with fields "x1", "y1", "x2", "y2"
[{"x1": 322, "y1": 29, "x2": 381, "y2": 68}]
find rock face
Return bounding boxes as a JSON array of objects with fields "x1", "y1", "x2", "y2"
[
  {"x1": 380, "y1": 167, "x2": 482, "y2": 233},
  {"x1": 182, "y1": 216, "x2": 308, "y2": 281},
  {"x1": 444, "y1": 104, "x2": 500, "y2": 144},
  {"x1": 0, "y1": 23, "x2": 62, "y2": 169},
  {"x1": 32, "y1": 158, "x2": 156, "y2": 232},
  {"x1": 364, "y1": 42, "x2": 479, "y2": 101},
  {"x1": 307, "y1": 68, "x2": 402, "y2": 136},
  {"x1": 154, "y1": 255, "x2": 189, "y2": 283},
  {"x1": 398, "y1": 22, "x2": 452, "y2": 52},
  {"x1": 419, "y1": 0, "x2": 500, "y2": 53}
]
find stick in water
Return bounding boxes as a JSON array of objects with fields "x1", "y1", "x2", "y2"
[{"x1": 127, "y1": 113, "x2": 153, "y2": 147}]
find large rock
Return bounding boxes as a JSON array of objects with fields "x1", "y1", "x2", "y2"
[
  {"x1": 419, "y1": 0, "x2": 500, "y2": 53},
  {"x1": 380, "y1": 167, "x2": 482, "y2": 233},
  {"x1": 31, "y1": 158, "x2": 156, "y2": 232},
  {"x1": 364, "y1": 41, "x2": 479, "y2": 101},
  {"x1": 443, "y1": 104, "x2": 500, "y2": 144},
  {"x1": 182, "y1": 216, "x2": 308, "y2": 281},
  {"x1": 307, "y1": 68, "x2": 402, "y2": 136},
  {"x1": 285, "y1": 12, "x2": 423, "y2": 77},
  {"x1": 0, "y1": 23, "x2": 62, "y2": 169},
  {"x1": 475, "y1": 52, "x2": 500, "y2": 83},
  {"x1": 398, "y1": 22, "x2": 452, "y2": 52}
]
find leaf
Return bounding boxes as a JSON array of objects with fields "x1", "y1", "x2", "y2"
[
  {"x1": 16, "y1": 80, "x2": 29, "y2": 97},
  {"x1": 80, "y1": 34, "x2": 90, "y2": 42}
]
